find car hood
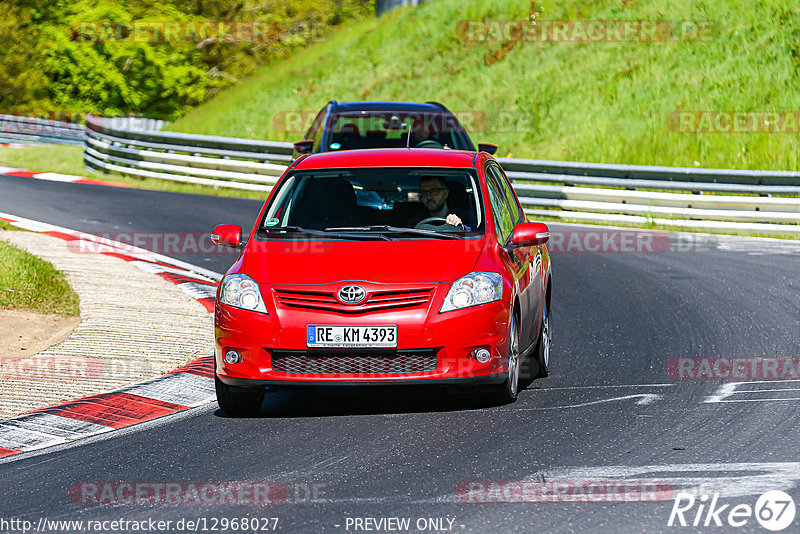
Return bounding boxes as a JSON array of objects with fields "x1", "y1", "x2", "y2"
[{"x1": 241, "y1": 238, "x2": 485, "y2": 285}]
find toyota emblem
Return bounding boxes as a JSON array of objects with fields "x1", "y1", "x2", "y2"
[{"x1": 337, "y1": 285, "x2": 367, "y2": 304}]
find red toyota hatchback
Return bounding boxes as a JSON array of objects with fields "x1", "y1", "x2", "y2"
[{"x1": 211, "y1": 148, "x2": 552, "y2": 415}]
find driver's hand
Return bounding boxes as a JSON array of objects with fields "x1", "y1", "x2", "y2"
[{"x1": 446, "y1": 214, "x2": 463, "y2": 227}]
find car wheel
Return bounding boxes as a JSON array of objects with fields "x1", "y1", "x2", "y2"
[
  {"x1": 215, "y1": 373, "x2": 265, "y2": 416},
  {"x1": 493, "y1": 312, "x2": 520, "y2": 404},
  {"x1": 535, "y1": 303, "x2": 551, "y2": 378}
]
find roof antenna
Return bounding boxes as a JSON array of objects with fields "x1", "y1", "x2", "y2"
[{"x1": 402, "y1": 122, "x2": 411, "y2": 148}]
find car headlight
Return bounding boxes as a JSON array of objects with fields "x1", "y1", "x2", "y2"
[
  {"x1": 219, "y1": 274, "x2": 268, "y2": 313},
  {"x1": 440, "y1": 272, "x2": 502, "y2": 312}
]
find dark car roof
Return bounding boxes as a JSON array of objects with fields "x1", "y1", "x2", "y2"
[
  {"x1": 329, "y1": 101, "x2": 450, "y2": 113},
  {"x1": 292, "y1": 148, "x2": 479, "y2": 171}
]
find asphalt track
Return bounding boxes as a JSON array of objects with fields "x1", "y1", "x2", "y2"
[{"x1": 1, "y1": 173, "x2": 800, "y2": 533}]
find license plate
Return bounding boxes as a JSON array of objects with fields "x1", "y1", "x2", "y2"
[{"x1": 307, "y1": 325, "x2": 397, "y2": 348}]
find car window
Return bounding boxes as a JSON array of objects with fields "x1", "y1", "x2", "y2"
[
  {"x1": 324, "y1": 111, "x2": 474, "y2": 151},
  {"x1": 259, "y1": 167, "x2": 485, "y2": 238},
  {"x1": 489, "y1": 164, "x2": 523, "y2": 224},
  {"x1": 485, "y1": 167, "x2": 515, "y2": 243},
  {"x1": 305, "y1": 108, "x2": 325, "y2": 142},
  {"x1": 311, "y1": 109, "x2": 328, "y2": 153}
]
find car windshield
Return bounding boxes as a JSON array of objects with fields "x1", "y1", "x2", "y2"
[
  {"x1": 259, "y1": 167, "x2": 484, "y2": 240},
  {"x1": 324, "y1": 111, "x2": 474, "y2": 151}
]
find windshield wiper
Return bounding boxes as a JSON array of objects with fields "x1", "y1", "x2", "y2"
[
  {"x1": 324, "y1": 225, "x2": 462, "y2": 239},
  {"x1": 263, "y1": 225, "x2": 388, "y2": 240}
]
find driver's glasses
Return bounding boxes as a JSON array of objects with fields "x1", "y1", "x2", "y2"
[{"x1": 420, "y1": 188, "x2": 446, "y2": 198}]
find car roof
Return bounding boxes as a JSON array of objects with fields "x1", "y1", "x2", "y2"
[
  {"x1": 329, "y1": 101, "x2": 450, "y2": 113},
  {"x1": 292, "y1": 148, "x2": 479, "y2": 170}
]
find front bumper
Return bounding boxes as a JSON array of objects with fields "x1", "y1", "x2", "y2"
[
  {"x1": 218, "y1": 373, "x2": 507, "y2": 388},
  {"x1": 215, "y1": 286, "x2": 512, "y2": 386}
]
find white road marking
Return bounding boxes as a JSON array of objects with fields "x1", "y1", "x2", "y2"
[
  {"x1": 533, "y1": 383, "x2": 676, "y2": 391},
  {"x1": 735, "y1": 388, "x2": 800, "y2": 393},
  {"x1": 177, "y1": 281, "x2": 217, "y2": 300},
  {"x1": 512, "y1": 394, "x2": 664, "y2": 411},
  {"x1": 0, "y1": 423, "x2": 69, "y2": 451},
  {"x1": 712, "y1": 398, "x2": 800, "y2": 403},
  {"x1": 0, "y1": 403, "x2": 218, "y2": 465},
  {"x1": 32, "y1": 172, "x2": 85, "y2": 183},
  {"x1": 534, "y1": 462, "x2": 800, "y2": 499},
  {"x1": 1, "y1": 413, "x2": 111, "y2": 439},
  {"x1": 703, "y1": 383, "x2": 741, "y2": 403},
  {"x1": 704, "y1": 380, "x2": 800, "y2": 403},
  {"x1": 129, "y1": 260, "x2": 214, "y2": 281},
  {"x1": 119, "y1": 373, "x2": 216, "y2": 408}
]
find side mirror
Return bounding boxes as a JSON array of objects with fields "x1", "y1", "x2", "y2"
[
  {"x1": 211, "y1": 224, "x2": 242, "y2": 249},
  {"x1": 293, "y1": 139, "x2": 314, "y2": 154},
  {"x1": 478, "y1": 142, "x2": 498, "y2": 155},
  {"x1": 511, "y1": 222, "x2": 550, "y2": 247}
]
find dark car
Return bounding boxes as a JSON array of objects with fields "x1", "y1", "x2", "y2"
[{"x1": 292, "y1": 100, "x2": 498, "y2": 158}]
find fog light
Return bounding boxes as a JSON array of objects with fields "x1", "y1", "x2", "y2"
[
  {"x1": 224, "y1": 350, "x2": 242, "y2": 365},
  {"x1": 473, "y1": 348, "x2": 491, "y2": 364}
]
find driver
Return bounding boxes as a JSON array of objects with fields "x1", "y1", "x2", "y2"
[
  {"x1": 418, "y1": 176, "x2": 467, "y2": 228},
  {"x1": 410, "y1": 118, "x2": 439, "y2": 148}
]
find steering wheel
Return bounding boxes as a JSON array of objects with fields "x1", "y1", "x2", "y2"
[
  {"x1": 415, "y1": 139, "x2": 443, "y2": 149},
  {"x1": 415, "y1": 217, "x2": 450, "y2": 227}
]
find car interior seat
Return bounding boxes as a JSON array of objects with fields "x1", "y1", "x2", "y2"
[
  {"x1": 288, "y1": 178, "x2": 358, "y2": 230},
  {"x1": 335, "y1": 123, "x2": 361, "y2": 150}
]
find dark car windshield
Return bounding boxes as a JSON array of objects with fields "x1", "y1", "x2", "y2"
[
  {"x1": 258, "y1": 167, "x2": 484, "y2": 240},
  {"x1": 323, "y1": 111, "x2": 474, "y2": 152}
]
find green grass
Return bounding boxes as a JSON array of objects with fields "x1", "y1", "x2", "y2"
[
  {"x1": 0, "y1": 240, "x2": 80, "y2": 315},
  {"x1": 171, "y1": 0, "x2": 800, "y2": 171},
  {"x1": 0, "y1": 145, "x2": 267, "y2": 199},
  {"x1": 0, "y1": 145, "x2": 88, "y2": 177},
  {"x1": 0, "y1": 220, "x2": 19, "y2": 231}
]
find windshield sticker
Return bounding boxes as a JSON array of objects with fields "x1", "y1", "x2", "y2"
[{"x1": 265, "y1": 218, "x2": 280, "y2": 227}]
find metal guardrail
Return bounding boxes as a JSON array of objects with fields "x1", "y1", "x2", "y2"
[
  {"x1": 3, "y1": 113, "x2": 799, "y2": 236},
  {"x1": 84, "y1": 114, "x2": 292, "y2": 191},
  {"x1": 497, "y1": 159, "x2": 800, "y2": 236},
  {"x1": 0, "y1": 114, "x2": 86, "y2": 145}
]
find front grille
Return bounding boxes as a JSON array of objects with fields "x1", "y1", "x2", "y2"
[
  {"x1": 274, "y1": 287, "x2": 433, "y2": 313},
  {"x1": 271, "y1": 350, "x2": 438, "y2": 375}
]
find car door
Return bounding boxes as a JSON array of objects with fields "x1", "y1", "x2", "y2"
[
  {"x1": 484, "y1": 163, "x2": 536, "y2": 349},
  {"x1": 495, "y1": 165, "x2": 545, "y2": 352}
]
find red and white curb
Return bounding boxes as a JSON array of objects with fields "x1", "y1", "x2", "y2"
[
  {"x1": 0, "y1": 213, "x2": 224, "y2": 460},
  {"x1": 0, "y1": 165, "x2": 127, "y2": 187}
]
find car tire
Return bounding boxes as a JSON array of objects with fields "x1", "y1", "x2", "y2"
[
  {"x1": 492, "y1": 312, "x2": 520, "y2": 404},
  {"x1": 215, "y1": 373, "x2": 265, "y2": 416},
  {"x1": 534, "y1": 303, "x2": 551, "y2": 378}
]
